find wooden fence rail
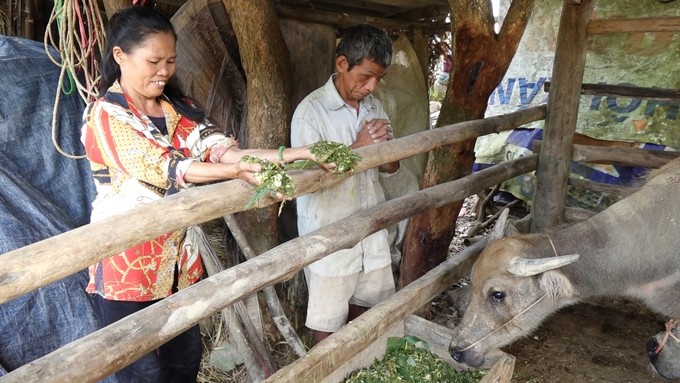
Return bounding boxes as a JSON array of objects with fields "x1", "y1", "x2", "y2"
[
  {"x1": 0, "y1": 154, "x2": 538, "y2": 382},
  {"x1": 0, "y1": 105, "x2": 546, "y2": 304}
]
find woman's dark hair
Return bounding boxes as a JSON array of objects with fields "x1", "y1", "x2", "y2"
[
  {"x1": 99, "y1": 5, "x2": 204, "y2": 121},
  {"x1": 336, "y1": 24, "x2": 392, "y2": 71}
]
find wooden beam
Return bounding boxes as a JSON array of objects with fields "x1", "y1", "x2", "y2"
[
  {"x1": 391, "y1": 5, "x2": 450, "y2": 22},
  {"x1": 569, "y1": 143, "x2": 679, "y2": 168},
  {"x1": 282, "y1": 0, "x2": 404, "y2": 17},
  {"x1": 544, "y1": 81, "x2": 680, "y2": 102},
  {"x1": 358, "y1": 0, "x2": 448, "y2": 8},
  {"x1": 275, "y1": 3, "x2": 435, "y2": 30},
  {"x1": 587, "y1": 16, "x2": 680, "y2": 35},
  {"x1": 532, "y1": 140, "x2": 680, "y2": 169},
  {"x1": 0, "y1": 105, "x2": 545, "y2": 305},
  {"x1": 567, "y1": 177, "x2": 639, "y2": 199},
  {"x1": 531, "y1": 0, "x2": 596, "y2": 232},
  {"x1": 1, "y1": 156, "x2": 538, "y2": 383}
]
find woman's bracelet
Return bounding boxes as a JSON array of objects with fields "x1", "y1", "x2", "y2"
[{"x1": 278, "y1": 145, "x2": 286, "y2": 166}]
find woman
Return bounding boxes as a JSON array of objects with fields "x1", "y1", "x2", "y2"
[{"x1": 81, "y1": 5, "x2": 320, "y2": 382}]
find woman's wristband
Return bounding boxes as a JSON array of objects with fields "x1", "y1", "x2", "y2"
[{"x1": 278, "y1": 145, "x2": 286, "y2": 166}]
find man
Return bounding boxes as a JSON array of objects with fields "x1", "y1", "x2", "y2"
[{"x1": 291, "y1": 24, "x2": 400, "y2": 344}]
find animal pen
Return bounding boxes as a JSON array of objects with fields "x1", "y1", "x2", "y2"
[{"x1": 1, "y1": 0, "x2": 680, "y2": 382}]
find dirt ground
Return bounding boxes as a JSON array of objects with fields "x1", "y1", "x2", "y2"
[
  {"x1": 430, "y1": 196, "x2": 669, "y2": 383},
  {"x1": 506, "y1": 302, "x2": 666, "y2": 383},
  {"x1": 432, "y1": 291, "x2": 667, "y2": 383}
]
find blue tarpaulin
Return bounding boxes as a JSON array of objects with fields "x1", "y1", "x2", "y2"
[{"x1": 0, "y1": 36, "x2": 117, "y2": 382}]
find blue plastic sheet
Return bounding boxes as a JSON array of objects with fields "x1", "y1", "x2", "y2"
[{"x1": 0, "y1": 36, "x2": 117, "y2": 382}]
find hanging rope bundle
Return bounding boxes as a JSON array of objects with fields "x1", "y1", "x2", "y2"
[
  {"x1": 44, "y1": 0, "x2": 106, "y2": 159},
  {"x1": 0, "y1": 9, "x2": 12, "y2": 36}
]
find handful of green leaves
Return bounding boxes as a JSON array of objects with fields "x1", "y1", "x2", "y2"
[
  {"x1": 241, "y1": 155, "x2": 295, "y2": 213},
  {"x1": 242, "y1": 142, "x2": 360, "y2": 213},
  {"x1": 285, "y1": 140, "x2": 361, "y2": 174},
  {"x1": 344, "y1": 336, "x2": 487, "y2": 383}
]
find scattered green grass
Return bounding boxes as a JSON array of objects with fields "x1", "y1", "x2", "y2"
[{"x1": 344, "y1": 336, "x2": 487, "y2": 383}]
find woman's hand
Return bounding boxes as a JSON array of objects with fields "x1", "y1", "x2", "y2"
[
  {"x1": 228, "y1": 160, "x2": 262, "y2": 186},
  {"x1": 231, "y1": 160, "x2": 292, "y2": 201}
]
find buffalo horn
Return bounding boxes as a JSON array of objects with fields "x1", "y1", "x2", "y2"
[
  {"x1": 488, "y1": 208, "x2": 510, "y2": 241},
  {"x1": 507, "y1": 254, "x2": 580, "y2": 277}
]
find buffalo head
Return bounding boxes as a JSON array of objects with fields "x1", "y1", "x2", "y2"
[{"x1": 449, "y1": 209, "x2": 581, "y2": 367}]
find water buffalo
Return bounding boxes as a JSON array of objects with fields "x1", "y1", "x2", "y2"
[{"x1": 448, "y1": 158, "x2": 680, "y2": 372}]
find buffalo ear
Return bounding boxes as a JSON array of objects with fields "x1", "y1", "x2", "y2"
[
  {"x1": 539, "y1": 270, "x2": 580, "y2": 299},
  {"x1": 488, "y1": 208, "x2": 510, "y2": 241},
  {"x1": 504, "y1": 222, "x2": 520, "y2": 237}
]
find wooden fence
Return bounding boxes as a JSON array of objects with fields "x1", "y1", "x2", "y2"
[{"x1": 1, "y1": 102, "x2": 676, "y2": 382}]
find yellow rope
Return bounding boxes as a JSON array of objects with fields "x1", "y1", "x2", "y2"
[{"x1": 44, "y1": 0, "x2": 106, "y2": 159}]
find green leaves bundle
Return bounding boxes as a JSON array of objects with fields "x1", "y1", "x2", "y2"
[
  {"x1": 285, "y1": 141, "x2": 361, "y2": 174},
  {"x1": 242, "y1": 142, "x2": 359, "y2": 213},
  {"x1": 241, "y1": 155, "x2": 295, "y2": 213}
]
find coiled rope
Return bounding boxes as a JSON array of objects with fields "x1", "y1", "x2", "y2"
[{"x1": 44, "y1": 0, "x2": 106, "y2": 159}]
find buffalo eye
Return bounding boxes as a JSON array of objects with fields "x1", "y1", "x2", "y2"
[{"x1": 489, "y1": 290, "x2": 506, "y2": 303}]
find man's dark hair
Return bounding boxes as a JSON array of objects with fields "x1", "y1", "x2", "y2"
[{"x1": 336, "y1": 24, "x2": 392, "y2": 71}]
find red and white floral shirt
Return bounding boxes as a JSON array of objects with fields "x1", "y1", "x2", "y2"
[{"x1": 81, "y1": 81, "x2": 235, "y2": 301}]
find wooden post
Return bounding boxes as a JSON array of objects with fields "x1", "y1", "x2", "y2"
[
  {"x1": 530, "y1": 0, "x2": 596, "y2": 232},
  {"x1": 221, "y1": 0, "x2": 292, "y2": 256}
]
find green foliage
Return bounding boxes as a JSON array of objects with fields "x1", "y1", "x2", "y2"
[
  {"x1": 285, "y1": 141, "x2": 361, "y2": 174},
  {"x1": 240, "y1": 141, "x2": 360, "y2": 213},
  {"x1": 241, "y1": 155, "x2": 295, "y2": 213},
  {"x1": 344, "y1": 336, "x2": 487, "y2": 383}
]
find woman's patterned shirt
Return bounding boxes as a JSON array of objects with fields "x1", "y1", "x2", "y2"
[{"x1": 81, "y1": 81, "x2": 235, "y2": 301}]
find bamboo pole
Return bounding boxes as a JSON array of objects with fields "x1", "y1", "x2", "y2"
[
  {"x1": 197, "y1": 226, "x2": 273, "y2": 380},
  {"x1": 224, "y1": 214, "x2": 308, "y2": 358},
  {"x1": 0, "y1": 155, "x2": 538, "y2": 383},
  {"x1": 0, "y1": 105, "x2": 545, "y2": 305}
]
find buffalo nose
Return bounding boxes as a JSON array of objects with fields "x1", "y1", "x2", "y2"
[{"x1": 450, "y1": 346, "x2": 464, "y2": 362}]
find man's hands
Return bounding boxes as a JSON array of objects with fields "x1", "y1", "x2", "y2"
[
  {"x1": 352, "y1": 118, "x2": 393, "y2": 149},
  {"x1": 352, "y1": 118, "x2": 399, "y2": 173}
]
